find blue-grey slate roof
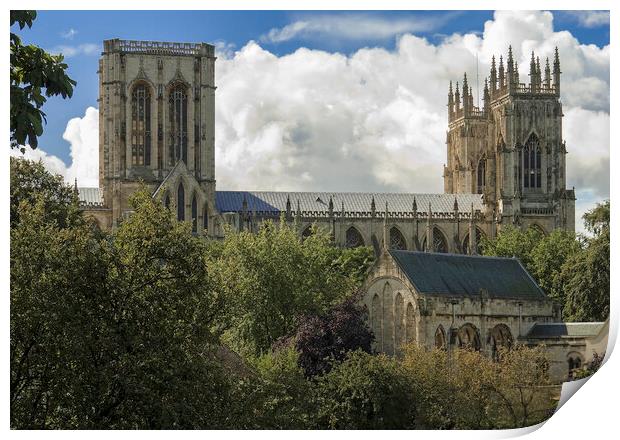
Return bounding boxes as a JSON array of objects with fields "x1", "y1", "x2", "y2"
[
  {"x1": 388, "y1": 250, "x2": 546, "y2": 301},
  {"x1": 525, "y1": 322, "x2": 605, "y2": 339},
  {"x1": 215, "y1": 191, "x2": 483, "y2": 215}
]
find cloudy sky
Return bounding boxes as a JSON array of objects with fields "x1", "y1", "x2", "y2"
[{"x1": 10, "y1": 10, "x2": 610, "y2": 232}]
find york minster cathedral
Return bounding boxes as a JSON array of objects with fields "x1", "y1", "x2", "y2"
[{"x1": 78, "y1": 39, "x2": 605, "y2": 382}]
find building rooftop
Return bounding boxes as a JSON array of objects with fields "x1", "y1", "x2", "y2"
[
  {"x1": 388, "y1": 250, "x2": 547, "y2": 301},
  {"x1": 77, "y1": 187, "x2": 104, "y2": 207},
  {"x1": 525, "y1": 322, "x2": 606, "y2": 339},
  {"x1": 77, "y1": 187, "x2": 485, "y2": 218},
  {"x1": 215, "y1": 191, "x2": 483, "y2": 218}
]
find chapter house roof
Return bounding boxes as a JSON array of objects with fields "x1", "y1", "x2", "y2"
[{"x1": 388, "y1": 250, "x2": 547, "y2": 301}]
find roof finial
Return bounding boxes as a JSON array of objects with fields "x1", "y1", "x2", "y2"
[{"x1": 383, "y1": 201, "x2": 389, "y2": 251}]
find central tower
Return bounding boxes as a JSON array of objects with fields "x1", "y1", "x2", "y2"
[
  {"x1": 98, "y1": 39, "x2": 216, "y2": 227},
  {"x1": 443, "y1": 46, "x2": 575, "y2": 233}
]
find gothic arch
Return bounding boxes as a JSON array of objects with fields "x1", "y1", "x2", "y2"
[
  {"x1": 422, "y1": 226, "x2": 449, "y2": 253},
  {"x1": 462, "y1": 227, "x2": 486, "y2": 255},
  {"x1": 301, "y1": 224, "x2": 314, "y2": 240},
  {"x1": 405, "y1": 302, "x2": 415, "y2": 343},
  {"x1": 394, "y1": 292, "x2": 404, "y2": 351},
  {"x1": 567, "y1": 351, "x2": 584, "y2": 380},
  {"x1": 457, "y1": 323, "x2": 481, "y2": 351},
  {"x1": 435, "y1": 325, "x2": 446, "y2": 350},
  {"x1": 527, "y1": 223, "x2": 547, "y2": 236},
  {"x1": 164, "y1": 191, "x2": 171, "y2": 210},
  {"x1": 129, "y1": 81, "x2": 154, "y2": 167},
  {"x1": 167, "y1": 82, "x2": 190, "y2": 164},
  {"x1": 382, "y1": 283, "x2": 394, "y2": 354},
  {"x1": 389, "y1": 226, "x2": 407, "y2": 250},
  {"x1": 521, "y1": 132, "x2": 542, "y2": 189},
  {"x1": 191, "y1": 192, "x2": 198, "y2": 232},
  {"x1": 477, "y1": 155, "x2": 486, "y2": 194},
  {"x1": 345, "y1": 226, "x2": 365, "y2": 248},
  {"x1": 176, "y1": 181, "x2": 185, "y2": 222},
  {"x1": 487, "y1": 324, "x2": 513, "y2": 361}
]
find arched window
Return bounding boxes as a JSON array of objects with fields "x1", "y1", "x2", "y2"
[
  {"x1": 435, "y1": 325, "x2": 446, "y2": 350},
  {"x1": 177, "y1": 182, "x2": 185, "y2": 222},
  {"x1": 477, "y1": 157, "x2": 486, "y2": 194},
  {"x1": 169, "y1": 84, "x2": 188, "y2": 164},
  {"x1": 345, "y1": 227, "x2": 365, "y2": 248},
  {"x1": 164, "y1": 193, "x2": 171, "y2": 210},
  {"x1": 394, "y1": 293, "x2": 404, "y2": 351},
  {"x1": 131, "y1": 83, "x2": 151, "y2": 166},
  {"x1": 457, "y1": 323, "x2": 481, "y2": 351},
  {"x1": 462, "y1": 228, "x2": 485, "y2": 255},
  {"x1": 488, "y1": 324, "x2": 513, "y2": 361},
  {"x1": 301, "y1": 225, "x2": 313, "y2": 240},
  {"x1": 568, "y1": 353, "x2": 583, "y2": 380},
  {"x1": 191, "y1": 194, "x2": 198, "y2": 233},
  {"x1": 382, "y1": 283, "x2": 394, "y2": 354},
  {"x1": 389, "y1": 227, "x2": 407, "y2": 250},
  {"x1": 203, "y1": 205, "x2": 209, "y2": 232},
  {"x1": 423, "y1": 227, "x2": 449, "y2": 253},
  {"x1": 405, "y1": 303, "x2": 415, "y2": 343},
  {"x1": 522, "y1": 134, "x2": 542, "y2": 189}
]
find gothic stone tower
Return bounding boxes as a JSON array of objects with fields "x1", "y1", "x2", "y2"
[
  {"x1": 98, "y1": 39, "x2": 216, "y2": 227},
  {"x1": 443, "y1": 46, "x2": 575, "y2": 233}
]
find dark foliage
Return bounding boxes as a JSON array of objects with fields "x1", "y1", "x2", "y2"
[{"x1": 294, "y1": 295, "x2": 374, "y2": 377}]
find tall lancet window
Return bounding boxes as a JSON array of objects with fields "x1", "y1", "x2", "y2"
[
  {"x1": 523, "y1": 134, "x2": 542, "y2": 189},
  {"x1": 477, "y1": 158, "x2": 486, "y2": 194},
  {"x1": 177, "y1": 182, "x2": 185, "y2": 222},
  {"x1": 131, "y1": 84, "x2": 151, "y2": 166},
  {"x1": 169, "y1": 85, "x2": 188, "y2": 164},
  {"x1": 191, "y1": 194, "x2": 198, "y2": 233}
]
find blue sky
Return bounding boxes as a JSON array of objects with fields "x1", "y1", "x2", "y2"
[{"x1": 13, "y1": 10, "x2": 609, "y2": 165}]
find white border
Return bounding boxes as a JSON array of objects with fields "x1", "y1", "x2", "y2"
[{"x1": 3, "y1": 0, "x2": 617, "y2": 437}]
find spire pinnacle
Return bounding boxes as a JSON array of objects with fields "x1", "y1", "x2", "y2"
[
  {"x1": 412, "y1": 196, "x2": 417, "y2": 212},
  {"x1": 462, "y1": 72, "x2": 469, "y2": 96},
  {"x1": 453, "y1": 197, "x2": 459, "y2": 212},
  {"x1": 507, "y1": 45, "x2": 514, "y2": 72}
]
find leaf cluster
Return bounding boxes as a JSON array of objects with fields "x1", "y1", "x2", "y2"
[{"x1": 10, "y1": 10, "x2": 77, "y2": 149}]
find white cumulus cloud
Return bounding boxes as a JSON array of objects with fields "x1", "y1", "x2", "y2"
[{"x1": 11, "y1": 107, "x2": 99, "y2": 188}]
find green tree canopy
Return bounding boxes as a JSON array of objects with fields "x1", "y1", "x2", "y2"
[
  {"x1": 10, "y1": 10, "x2": 77, "y2": 150},
  {"x1": 11, "y1": 189, "x2": 234, "y2": 428},
  {"x1": 314, "y1": 350, "x2": 416, "y2": 429},
  {"x1": 210, "y1": 218, "x2": 356, "y2": 357},
  {"x1": 10, "y1": 157, "x2": 81, "y2": 229}
]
